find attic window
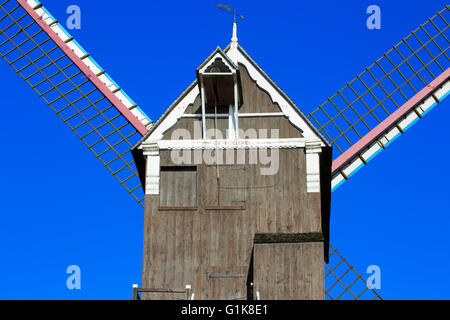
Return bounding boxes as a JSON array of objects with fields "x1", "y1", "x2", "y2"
[
  {"x1": 205, "y1": 58, "x2": 231, "y2": 73},
  {"x1": 204, "y1": 105, "x2": 232, "y2": 139},
  {"x1": 198, "y1": 51, "x2": 241, "y2": 140}
]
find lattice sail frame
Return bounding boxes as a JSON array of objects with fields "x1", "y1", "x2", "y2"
[
  {"x1": 325, "y1": 245, "x2": 382, "y2": 300},
  {"x1": 308, "y1": 6, "x2": 450, "y2": 191},
  {"x1": 0, "y1": 0, "x2": 152, "y2": 207}
]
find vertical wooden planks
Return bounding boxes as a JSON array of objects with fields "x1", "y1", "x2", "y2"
[
  {"x1": 141, "y1": 63, "x2": 328, "y2": 299},
  {"x1": 253, "y1": 242, "x2": 324, "y2": 300},
  {"x1": 174, "y1": 212, "x2": 184, "y2": 296}
]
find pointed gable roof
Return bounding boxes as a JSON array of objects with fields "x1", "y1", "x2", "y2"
[
  {"x1": 134, "y1": 43, "x2": 330, "y2": 148},
  {"x1": 229, "y1": 44, "x2": 330, "y2": 146}
]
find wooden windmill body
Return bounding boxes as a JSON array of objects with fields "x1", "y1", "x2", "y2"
[{"x1": 133, "y1": 23, "x2": 332, "y2": 300}]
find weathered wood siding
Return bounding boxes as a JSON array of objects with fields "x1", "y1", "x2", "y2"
[
  {"x1": 141, "y1": 63, "x2": 325, "y2": 300},
  {"x1": 159, "y1": 166, "x2": 197, "y2": 207},
  {"x1": 142, "y1": 194, "x2": 251, "y2": 300},
  {"x1": 142, "y1": 148, "x2": 324, "y2": 300},
  {"x1": 253, "y1": 242, "x2": 324, "y2": 300},
  {"x1": 238, "y1": 64, "x2": 281, "y2": 114}
]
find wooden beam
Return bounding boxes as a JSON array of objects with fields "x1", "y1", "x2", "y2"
[{"x1": 254, "y1": 232, "x2": 325, "y2": 244}]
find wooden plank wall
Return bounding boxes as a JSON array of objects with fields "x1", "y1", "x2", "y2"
[
  {"x1": 142, "y1": 196, "x2": 250, "y2": 300},
  {"x1": 142, "y1": 149, "x2": 324, "y2": 300},
  {"x1": 160, "y1": 167, "x2": 197, "y2": 207},
  {"x1": 253, "y1": 243, "x2": 324, "y2": 300},
  {"x1": 141, "y1": 63, "x2": 326, "y2": 300}
]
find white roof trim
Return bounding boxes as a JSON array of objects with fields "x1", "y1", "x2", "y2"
[
  {"x1": 198, "y1": 51, "x2": 237, "y2": 75},
  {"x1": 231, "y1": 48, "x2": 326, "y2": 146},
  {"x1": 143, "y1": 138, "x2": 308, "y2": 150},
  {"x1": 144, "y1": 84, "x2": 199, "y2": 142}
]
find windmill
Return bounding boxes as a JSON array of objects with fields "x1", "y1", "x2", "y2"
[{"x1": 0, "y1": 0, "x2": 448, "y2": 300}]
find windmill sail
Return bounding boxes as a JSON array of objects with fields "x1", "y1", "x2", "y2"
[
  {"x1": 0, "y1": 0, "x2": 152, "y2": 207},
  {"x1": 308, "y1": 6, "x2": 450, "y2": 191},
  {"x1": 325, "y1": 244, "x2": 382, "y2": 300}
]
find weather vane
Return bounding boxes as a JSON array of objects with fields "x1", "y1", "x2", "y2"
[{"x1": 216, "y1": 4, "x2": 244, "y2": 22}]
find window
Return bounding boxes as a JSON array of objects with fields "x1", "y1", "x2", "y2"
[
  {"x1": 205, "y1": 105, "x2": 231, "y2": 139},
  {"x1": 159, "y1": 166, "x2": 197, "y2": 208}
]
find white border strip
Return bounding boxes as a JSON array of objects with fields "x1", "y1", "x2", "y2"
[{"x1": 25, "y1": 0, "x2": 152, "y2": 128}]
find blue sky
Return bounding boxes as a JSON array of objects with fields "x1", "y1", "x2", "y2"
[{"x1": 0, "y1": 0, "x2": 449, "y2": 299}]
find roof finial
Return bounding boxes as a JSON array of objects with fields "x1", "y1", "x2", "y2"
[
  {"x1": 216, "y1": 4, "x2": 244, "y2": 47},
  {"x1": 231, "y1": 21, "x2": 238, "y2": 46}
]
